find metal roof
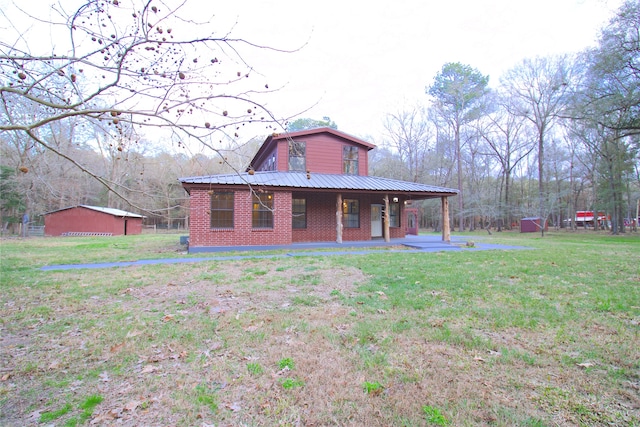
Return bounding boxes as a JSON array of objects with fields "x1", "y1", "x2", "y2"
[
  {"x1": 81, "y1": 205, "x2": 144, "y2": 218},
  {"x1": 180, "y1": 172, "x2": 458, "y2": 196},
  {"x1": 45, "y1": 205, "x2": 144, "y2": 218}
]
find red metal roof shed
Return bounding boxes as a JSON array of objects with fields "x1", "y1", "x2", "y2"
[{"x1": 44, "y1": 205, "x2": 144, "y2": 236}]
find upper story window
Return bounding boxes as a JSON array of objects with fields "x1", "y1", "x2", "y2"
[
  {"x1": 210, "y1": 192, "x2": 234, "y2": 228},
  {"x1": 260, "y1": 153, "x2": 277, "y2": 171},
  {"x1": 252, "y1": 192, "x2": 274, "y2": 228},
  {"x1": 343, "y1": 146, "x2": 358, "y2": 175},
  {"x1": 289, "y1": 141, "x2": 306, "y2": 172}
]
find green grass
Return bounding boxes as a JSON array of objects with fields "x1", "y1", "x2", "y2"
[
  {"x1": 422, "y1": 405, "x2": 449, "y2": 426},
  {"x1": 280, "y1": 377, "x2": 305, "y2": 389},
  {"x1": 277, "y1": 357, "x2": 295, "y2": 370},
  {"x1": 194, "y1": 383, "x2": 219, "y2": 413},
  {"x1": 363, "y1": 381, "x2": 383, "y2": 394},
  {"x1": 246, "y1": 362, "x2": 264, "y2": 376},
  {"x1": 40, "y1": 403, "x2": 72, "y2": 422},
  {"x1": 1, "y1": 231, "x2": 638, "y2": 426},
  {"x1": 37, "y1": 395, "x2": 102, "y2": 426}
]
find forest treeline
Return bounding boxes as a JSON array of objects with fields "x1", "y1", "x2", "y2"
[{"x1": 1, "y1": 1, "x2": 639, "y2": 234}]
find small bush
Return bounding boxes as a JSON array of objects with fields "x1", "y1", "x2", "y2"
[
  {"x1": 363, "y1": 381, "x2": 383, "y2": 395},
  {"x1": 423, "y1": 405, "x2": 449, "y2": 426},
  {"x1": 281, "y1": 377, "x2": 304, "y2": 389},
  {"x1": 278, "y1": 357, "x2": 295, "y2": 370}
]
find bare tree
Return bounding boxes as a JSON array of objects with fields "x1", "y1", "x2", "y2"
[
  {"x1": 567, "y1": 0, "x2": 640, "y2": 234},
  {"x1": 0, "y1": 0, "x2": 290, "y2": 211},
  {"x1": 382, "y1": 106, "x2": 433, "y2": 183},
  {"x1": 501, "y1": 55, "x2": 574, "y2": 235},
  {"x1": 427, "y1": 62, "x2": 490, "y2": 230},
  {"x1": 477, "y1": 91, "x2": 535, "y2": 229}
]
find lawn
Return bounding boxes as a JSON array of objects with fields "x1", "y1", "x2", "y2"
[{"x1": 1, "y1": 231, "x2": 638, "y2": 426}]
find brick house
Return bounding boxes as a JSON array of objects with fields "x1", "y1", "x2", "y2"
[
  {"x1": 44, "y1": 205, "x2": 144, "y2": 236},
  {"x1": 180, "y1": 128, "x2": 457, "y2": 252}
]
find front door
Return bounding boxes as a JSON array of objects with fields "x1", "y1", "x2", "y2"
[
  {"x1": 407, "y1": 212, "x2": 418, "y2": 235},
  {"x1": 371, "y1": 204, "x2": 383, "y2": 238}
]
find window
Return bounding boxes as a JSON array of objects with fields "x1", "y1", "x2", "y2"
[
  {"x1": 252, "y1": 192, "x2": 274, "y2": 228},
  {"x1": 292, "y1": 198, "x2": 307, "y2": 229},
  {"x1": 210, "y1": 192, "x2": 234, "y2": 228},
  {"x1": 289, "y1": 141, "x2": 306, "y2": 171},
  {"x1": 260, "y1": 153, "x2": 277, "y2": 171},
  {"x1": 342, "y1": 199, "x2": 359, "y2": 228},
  {"x1": 389, "y1": 202, "x2": 400, "y2": 227},
  {"x1": 343, "y1": 146, "x2": 358, "y2": 175}
]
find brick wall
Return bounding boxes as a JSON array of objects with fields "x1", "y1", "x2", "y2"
[
  {"x1": 292, "y1": 193, "x2": 406, "y2": 242},
  {"x1": 189, "y1": 189, "x2": 407, "y2": 248},
  {"x1": 189, "y1": 189, "x2": 292, "y2": 248}
]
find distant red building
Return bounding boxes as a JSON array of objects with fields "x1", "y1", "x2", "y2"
[
  {"x1": 180, "y1": 128, "x2": 459, "y2": 252},
  {"x1": 44, "y1": 205, "x2": 144, "y2": 236},
  {"x1": 520, "y1": 217, "x2": 547, "y2": 233},
  {"x1": 574, "y1": 211, "x2": 609, "y2": 228}
]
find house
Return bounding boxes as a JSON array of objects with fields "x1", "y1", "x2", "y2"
[
  {"x1": 180, "y1": 128, "x2": 458, "y2": 252},
  {"x1": 44, "y1": 205, "x2": 144, "y2": 236}
]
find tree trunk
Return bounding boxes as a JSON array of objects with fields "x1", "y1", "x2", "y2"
[
  {"x1": 456, "y1": 122, "x2": 464, "y2": 231},
  {"x1": 383, "y1": 195, "x2": 390, "y2": 243},
  {"x1": 538, "y1": 128, "x2": 545, "y2": 237},
  {"x1": 336, "y1": 193, "x2": 343, "y2": 244},
  {"x1": 442, "y1": 196, "x2": 450, "y2": 243}
]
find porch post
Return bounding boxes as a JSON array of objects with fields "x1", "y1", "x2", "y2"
[
  {"x1": 383, "y1": 194, "x2": 390, "y2": 243},
  {"x1": 442, "y1": 196, "x2": 450, "y2": 243},
  {"x1": 336, "y1": 193, "x2": 343, "y2": 244}
]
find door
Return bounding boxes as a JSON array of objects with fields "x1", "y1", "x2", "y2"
[
  {"x1": 371, "y1": 204, "x2": 383, "y2": 238},
  {"x1": 407, "y1": 212, "x2": 418, "y2": 235}
]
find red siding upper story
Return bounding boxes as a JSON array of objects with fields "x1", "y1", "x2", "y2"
[{"x1": 250, "y1": 127, "x2": 375, "y2": 176}]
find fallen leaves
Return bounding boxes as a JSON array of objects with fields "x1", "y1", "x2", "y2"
[
  {"x1": 91, "y1": 408, "x2": 122, "y2": 423},
  {"x1": 124, "y1": 399, "x2": 142, "y2": 412},
  {"x1": 91, "y1": 396, "x2": 155, "y2": 424},
  {"x1": 243, "y1": 321, "x2": 264, "y2": 332},
  {"x1": 224, "y1": 402, "x2": 242, "y2": 412},
  {"x1": 375, "y1": 291, "x2": 388, "y2": 300},
  {"x1": 110, "y1": 342, "x2": 125, "y2": 353},
  {"x1": 126, "y1": 330, "x2": 142, "y2": 338},
  {"x1": 576, "y1": 362, "x2": 595, "y2": 369},
  {"x1": 140, "y1": 365, "x2": 160, "y2": 374}
]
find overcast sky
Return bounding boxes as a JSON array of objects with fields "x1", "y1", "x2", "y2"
[
  {"x1": 0, "y1": 0, "x2": 625, "y2": 146},
  {"x1": 211, "y1": 0, "x2": 623, "y2": 141}
]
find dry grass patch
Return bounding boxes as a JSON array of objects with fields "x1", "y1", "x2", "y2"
[{"x1": 1, "y1": 233, "x2": 638, "y2": 426}]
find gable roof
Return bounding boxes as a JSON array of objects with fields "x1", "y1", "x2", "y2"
[
  {"x1": 45, "y1": 205, "x2": 144, "y2": 218},
  {"x1": 250, "y1": 127, "x2": 376, "y2": 170},
  {"x1": 180, "y1": 171, "x2": 458, "y2": 198},
  {"x1": 268, "y1": 127, "x2": 376, "y2": 149}
]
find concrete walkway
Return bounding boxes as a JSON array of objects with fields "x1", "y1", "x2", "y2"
[{"x1": 40, "y1": 234, "x2": 531, "y2": 271}]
